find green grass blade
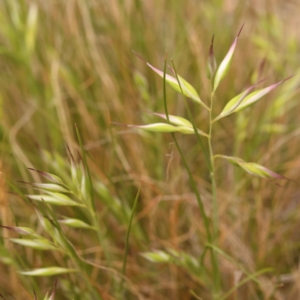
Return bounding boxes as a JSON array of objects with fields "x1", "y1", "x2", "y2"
[
  {"x1": 75, "y1": 124, "x2": 95, "y2": 212},
  {"x1": 218, "y1": 268, "x2": 273, "y2": 300},
  {"x1": 120, "y1": 182, "x2": 142, "y2": 292}
]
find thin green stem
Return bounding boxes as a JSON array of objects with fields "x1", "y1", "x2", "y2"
[
  {"x1": 171, "y1": 135, "x2": 211, "y2": 237},
  {"x1": 163, "y1": 56, "x2": 211, "y2": 241},
  {"x1": 170, "y1": 59, "x2": 221, "y2": 296},
  {"x1": 208, "y1": 92, "x2": 218, "y2": 239},
  {"x1": 163, "y1": 57, "x2": 221, "y2": 291},
  {"x1": 120, "y1": 182, "x2": 142, "y2": 291},
  {"x1": 209, "y1": 90, "x2": 221, "y2": 297}
]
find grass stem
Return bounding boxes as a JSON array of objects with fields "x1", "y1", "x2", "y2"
[
  {"x1": 208, "y1": 90, "x2": 221, "y2": 297},
  {"x1": 119, "y1": 182, "x2": 142, "y2": 293},
  {"x1": 163, "y1": 57, "x2": 221, "y2": 295}
]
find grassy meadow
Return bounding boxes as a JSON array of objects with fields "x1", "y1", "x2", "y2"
[{"x1": 1, "y1": 0, "x2": 300, "y2": 299}]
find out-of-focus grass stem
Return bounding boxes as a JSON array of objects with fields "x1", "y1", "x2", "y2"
[{"x1": 119, "y1": 182, "x2": 141, "y2": 294}]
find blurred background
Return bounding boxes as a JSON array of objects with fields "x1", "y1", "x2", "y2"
[{"x1": 0, "y1": 0, "x2": 300, "y2": 299}]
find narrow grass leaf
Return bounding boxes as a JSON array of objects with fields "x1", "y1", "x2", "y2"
[
  {"x1": 147, "y1": 63, "x2": 207, "y2": 108},
  {"x1": 19, "y1": 267, "x2": 77, "y2": 276},
  {"x1": 36, "y1": 210, "x2": 55, "y2": 236},
  {"x1": 75, "y1": 124, "x2": 95, "y2": 212},
  {"x1": 58, "y1": 218, "x2": 95, "y2": 230},
  {"x1": 120, "y1": 182, "x2": 141, "y2": 292},
  {"x1": 32, "y1": 183, "x2": 69, "y2": 193},
  {"x1": 213, "y1": 24, "x2": 244, "y2": 92},
  {"x1": 0, "y1": 225, "x2": 35, "y2": 235},
  {"x1": 35, "y1": 209, "x2": 83, "y2": 268},
  {"x1": 44, "y1": 208, "x2": 84, "y2": 266},
  {"x1": 10, "y1": 238, "x2": 59, "y2": 251},
  {"x1": 218, "y1": 155, "x2": 284, "y2": 179},
  {"x1": 27, "y1": 193, "x2": 81, "y2": 206}
]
